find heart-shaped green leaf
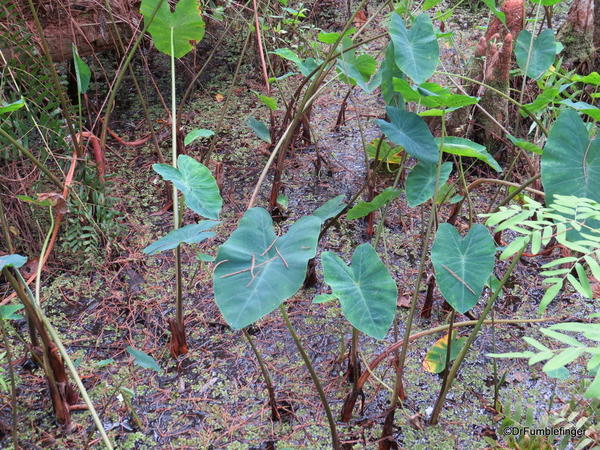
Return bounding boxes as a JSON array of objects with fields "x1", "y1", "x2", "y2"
[
  {"x1": 347, "y1": 188, "x2": 401, "y2": 219},
  {"x1": 515, "y1": 29, "x2": 556, "y2": 80},
  {"x1": 143, "y1": 221, "x2": 219, "y2": 255},
  {"x1": 213, "y1": 208, "x2": 321, "y2": 330},
  {"x1": 153, "y1": 155, "x2": 222, "y2": 220},
  {"x1": 431, "y1": 223, "x2": 496, "y2": 314},
  {"x1": 406, "y1": 161, "x2": 452, "y2": 207},
  {"x1": 0, "y1": 254, "x2": 27, "y2": 271},
  {"x1": 140, "y1": 0, "x2": 205, "y2": 58},
  {"x1": 377, "y1": 106, "x2": 439, "y2": 164},
  {"x1": 437, "y1": 137, "x2": 502, "y2": 172},
  {"x1": 542, "y1": 109, "x2": 600, "y2": 202},
  {"x1": 389, "y1": 13, "x2": 439, "y2": 84},
  {"x1": 542, "y1": 109, "x2": 600, "y2": 238},
  {"x1": 321, "y1": 243, "x2": 397, "y2": 339}
]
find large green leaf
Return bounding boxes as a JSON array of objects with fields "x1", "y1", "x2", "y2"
[
  {"x1": 406, "y1": 162, "x2": 452, "y2": 207},
  {"x1": 515, "y1": 29, "x2": 556, "y2": 80},
  {"x1": 143, "y1": 221, "x2": 219, "y2": 255},
  {"x1": 140, "y1": 0, "x2": 205, "y2": 58},
  {"x1": 542, "y1": 109, "x2": 600, "y2": 238},
  {"x1": 431, "y1": 223, "x2": 496, "y2": 314},
  {"x1": 377, "y1": 106, "x2": 439, "y2": 164},
  {"x1": 389, "y1": 13, "x2": 439, "y2": 84},
  {"x1": 321, "y1": 243, "x2": 397, "y2": 339},
  {"x1": 542, "y1": 110, "x2": 600, "y2": 204},
  {"x1": 437, "y1": 137, "x2": 502, "y2": 172},
  {"x1": 213, "y1": 208, "x2": 321, "y2": 329},
  {"x1": 153, "y1": 155, "x2": 222, "y2": 220},
  {"x1": 0, "y1": 254, "x2": 27, "y2": 271}
]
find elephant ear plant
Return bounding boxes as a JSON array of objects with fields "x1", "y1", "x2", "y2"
[
  {"x1": 140, "y1": 0, "x2": 215, "y2": 357},
  {"x1": 212, "y1": 200, "x2": 343, "y2": 446}
]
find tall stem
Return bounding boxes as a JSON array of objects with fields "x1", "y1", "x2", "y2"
[
  {"x1": 279, "y1": 305, "x2": 340, "y2": 449},
  {"x1": 1, "y1": 321, "x2": 19, "y2": 449},
  {"x1": 170, "y1": 29, "x2": 183, "y2": 329},
  {"x1": 243, "y1": 329, "x2": 280, "y2": 419},
  {"x1": 429, "y1": 247, "x2": 525, "y2": 424}
]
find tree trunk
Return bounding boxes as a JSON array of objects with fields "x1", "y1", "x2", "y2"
[
  {"x1": 1, "y1": 0, "x2": 136, "y2": 63},
  {"x1": 557, "y1": 0, "x2": 595, "y2": 68}
]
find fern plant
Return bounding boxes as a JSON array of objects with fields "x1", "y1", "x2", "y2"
[{"x1": 483, "y1": 194, "x2": 600, "y2": 312}]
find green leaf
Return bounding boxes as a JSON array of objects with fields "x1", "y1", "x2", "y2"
[
  {"x1": 546, "y1": 367, "x2": 570, "y2": 379},
  {"x1": 153, "y1": 155, "x2": 222, "y2": 220},
  {"x1": 336, "y1": 38, "x2": 379, "y2": 92},
  {"x1": 196, "y1": 253, "x2": 215, "y2": 262},
  {"x1": 346, "y1": 188, "x2": 401, "y2": 220},
  {"x1": 559, "y1": 99, "x2": 600, "y2": 121},
  {"x1": 437, "y1": 137, "x2": 501, "y2": 172},
  {"x1": 184, "y1": 128, "x2": 215, "y2": 145},
  {"x1": 584, "y1": 370, "x2": 600, "y2": 399},
  {"x1": 213, "y1": 208, "x2": 321, "y2": 329},
  {"x1": 312, "y1": 195, "x2": 346, "y2": 222},
  {"x1": 143, "y1": 221, "x2": 219, "y2": 255},
  {"x1": 0, "y1": 254, "x2": 27, "y2": 271},
  {"x1": 377, "y1": 106, "x2": 439, "y2": 164},
  {"x1": 247, "y1": 117, "x2": 271, "y2": 143},
  {"x1": 393, "y1": 79, "x2": 478, "y2": 110},
  {"x1": 521, "y1": 87, "x2": 559, "y2": 116},
  {"x1": 126, "y1": 346, "x2": 162, "y2": 373},
  {"x1": 572, "y1": 72, "x2": 600, "y2": 86},
  {"x1": 389, "y1": 13, "x2": 439, "y2": 84},
  {"x1": 0, "y1": 305, "x2": 24, "y2": 320},
  {"x1": 515, "y1": 29, "x2": 556, "y2": 80},
  {"x1": 321, "y1": 243, "x2": 397, "y2": 339},
  {"x1": 271, "y1": 48, "x2": 322, "y2": 77},
  {"x1": 482, "y1": 0, "x2": 506, "y2": 24},
  {"x1": 423, "y1": 333, "x2": 467, "y2": 373},
  {"x1": 539, "y1": 282, "x2": 563, "y2": 312},
  {"x1": 406, "y1": 161, "x2": 452, "y2": 207},
  {"x1": 380, "y1": 44, "x2": 405, "y2": 108},
  {"x1": 313, "y1": 293, "x2": 338, "y2": 304},
  {"x1": 543, "y1": 348, "x2": 585, "y2": 372},
  {"x1": 541, "y1": 109, "x2": 600, "y2": 239},
  {"x1": 431, "y1": 223, "x2": 496, "y2": 314},
  {"x1": 72, "y1": 45, "x2": 91, "y2": 94},
  {"x1": 140, "y1": 0, "x2": 205, "y2": 58},
  {"x1": 423, "y1": 0, "x2": 443, "y2": 9},
  {"x1": 317, "y1": 28, "x2": 355, "y2": 44},
  {"x1": 255, "y1": 93, "x2": 278, "y2": 111},
  {"x1": 0, "y1": 99, "x2": 25, "y2": 114},
  {"x1": 507, "y1": 135, "x2": 543, "y2": 155}
]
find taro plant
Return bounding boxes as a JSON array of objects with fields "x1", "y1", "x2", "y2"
[
  {"x1": 212, "y1": 201, "x2": 343, "y2": 445},
  {"x1": 140, "y1": 0, "x2": 220, "y2": 357}
]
